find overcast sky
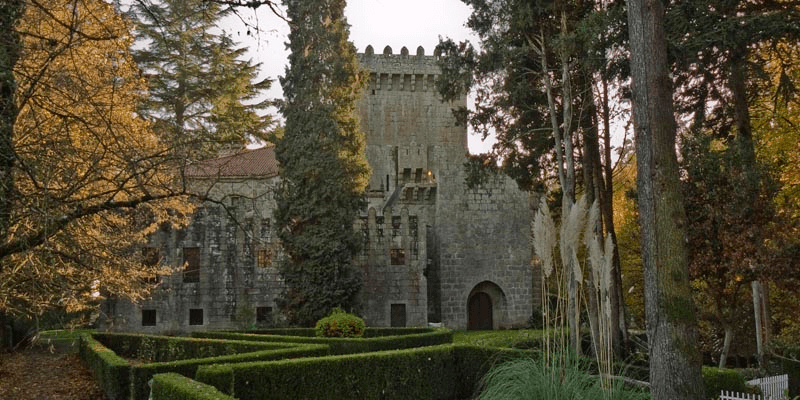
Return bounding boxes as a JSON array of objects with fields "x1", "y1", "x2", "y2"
[{"x1": 223, "y1": 0, "x2": 495, "y2": 153}]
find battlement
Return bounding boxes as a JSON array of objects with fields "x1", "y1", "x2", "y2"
[{"x1": 358, "y1": 45, "x2": 442, "y2": 80}]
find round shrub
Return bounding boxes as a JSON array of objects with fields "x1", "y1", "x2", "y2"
[{"x1": 315, "y1": 308, "x2": 365, "y2": 338}]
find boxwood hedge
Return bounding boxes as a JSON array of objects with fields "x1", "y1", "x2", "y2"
[
  {"x1": 195, "y1": 343, "x2": 537, "y2": 400},
  {"x1": 151, "y1": 372, "x2": 236, "y2": 400},
  {"x1": 79, "y1": 332, "x2": 329, "y2": 400},
  {"x1": 192, "y1": 328, "x2": 453, "y2": 355}
]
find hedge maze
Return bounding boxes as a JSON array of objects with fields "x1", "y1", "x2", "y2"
[{"x1": 79, "y1": 328, "x2": 536, "y2": 400}]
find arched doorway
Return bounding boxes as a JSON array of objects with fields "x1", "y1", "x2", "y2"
[
  {"x1": 468, "y1": 292, "x2": 493, "y2": 330},
  {"x1": 466, "y1": 281, "x2": 507, "y2": 330}
]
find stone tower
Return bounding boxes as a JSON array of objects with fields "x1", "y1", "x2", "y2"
[{"x1": 355, "y1": 45, "x2": 533, "y2": 329}]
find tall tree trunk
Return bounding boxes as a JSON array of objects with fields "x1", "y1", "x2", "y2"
[
  {"x1": 627, "y1": 0, "x2": 705, "y2": 398},
  {"x1": 719, "y1": 324, "x2": 734, "y2": 368},
  {"x1": 599, "y1": 76, "x2": 628, "y2": 353},
  {"x1": 752, "y1": 280, "x2": 765, "y2": 367},
  {"x1": 581, "y1": 80, "x2": 602, "y2": 359}
]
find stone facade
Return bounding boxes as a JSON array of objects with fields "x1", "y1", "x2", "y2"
[{"x1": 104, "y1": 46, "x2": 535, "y2": 333}]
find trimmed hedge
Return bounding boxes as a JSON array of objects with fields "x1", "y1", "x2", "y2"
[
  {"x1": 151, "y1": 372, "x2": 236, "y2": 400},
  {"x1": 79, "y1": 332, "x2": 330, "y2": 400},
  {"x1": 92, "y1": 332, "x2": 289, "y2": 362},
  {"x1": 128, "y1": 343, "x2": 330, "y2": 400},
  {"x1": 701, "y1": 367, "x2": 759, "y2": 400},
  {"x1": 79, "y1": 333, "x2": 131, "y2": 400},
  {"x1": 192, "y1": 328, "x2": 453, "y2": 355},
  {"x1": 223, "y1": 327, "x2": 436, "y2": 338},
  {"x1": 315, "y1": 308, "x2": 365, "y2": 337},
  {"x1": 194, "y1": 343, "x2": 538, "y2": 400}
]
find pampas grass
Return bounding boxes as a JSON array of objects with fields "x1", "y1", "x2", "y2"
[
  {"x1": 533, "y1": 196, "x2": 557, "y2": 278},
  {"x1": 478, "y1": 356, "x2": 650, "y2": 400}
]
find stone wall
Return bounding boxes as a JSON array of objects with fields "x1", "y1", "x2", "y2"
[{"x1": 105, "y1": 177, "x2": 282, "y2": 333}]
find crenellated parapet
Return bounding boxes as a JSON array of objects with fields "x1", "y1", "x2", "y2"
[{"x1": 358, "y1": 45, "x2": 443, "y2": 92}]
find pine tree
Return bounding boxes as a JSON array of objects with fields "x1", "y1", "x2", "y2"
[
  {"x1": 129, "y1": 0, "x2": 272, "y2": 159},
  {"x1": 275, "y1": 0, "x2": 370, "y2": 326}
]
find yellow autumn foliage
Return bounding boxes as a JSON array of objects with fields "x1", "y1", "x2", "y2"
[{"x1": 1, "y1": 0, "x2": 194, "y2": 317}]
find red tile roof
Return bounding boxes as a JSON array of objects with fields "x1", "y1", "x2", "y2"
[{"x1": 185, "y1": 146, "x2": 279, "y2": 177}]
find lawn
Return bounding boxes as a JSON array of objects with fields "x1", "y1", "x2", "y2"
[{"x1": 453, "y1": 329, "x2": 543, "y2": 349}]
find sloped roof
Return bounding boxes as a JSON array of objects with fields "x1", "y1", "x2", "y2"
[{"x1": 185, "y1": 146, "x2": 279, "y2": 178}]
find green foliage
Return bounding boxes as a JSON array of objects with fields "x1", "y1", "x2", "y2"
[
  {"x1": 151, "y1": 372, "x2": 236, "y2": 400},
  {"x1": 274, "y1": 0, "x2": 370, "y2": 326},
  {"x1": 701, "y1": 367, "x2": 759, "y2": 400},
  {"x1": 92, "y1": 332, "x2": 284, "y2": 363},
  {"x1": 772, "y1": 343, "x2": 800, "y2": 397},
  {"x1": 193, "y1": 328, "x2": 453, "y2": 355},
  {"x1": 193, "y1": 344, "x2": 534, "y2": 400},
  {"x1": 194, "y1": 364, "x2": 234, "y2": 396},
  {"x1": 129, "y1": 0, "x2": 273, "y2": 157},
  {"x1": 81, "y1": 332, "x2": 328, "y2": 400},
  {"x1": 315, "y1": 308, "x2": 365, "y2": 338},
  {"x1": 478, "y1": 356, "x2": 650, "y2": 400},
  {"x1": 453, "y1": 329, "x2": 544, "y2": 349},
  {"x1": 234, "y1": 301, "x2": 256, "y2": 331},
  {"x1": 78, "y1": 333, "x2": 131, "y2": 400}
]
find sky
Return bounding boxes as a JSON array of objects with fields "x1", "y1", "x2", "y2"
[{"x1": 223, "y1": 0, "x2": 496, "y2": 153}]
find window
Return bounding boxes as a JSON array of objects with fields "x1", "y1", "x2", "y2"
[
  {"x1": 183, "y1": 247, "x2": 200, "y2": 283},
  {"x1": 390, "y1": 249, "x2": 406, "y2": 265},
  {"x1": 415, "y1": 168, "x2": 423, "y2": 183},
  {"x1": 402, "y1": 168, "x2": 411, "y2": 183},
  {"x1": 189, "y1": 309, "x2": 204, "y2": 325},
  {"x1": 141, "y1": 247, "x2": 161, "y2": 284},
  {"x1": 376, "y1": 217, "x2": 384, "y2": 241},
  {"x1": 256, "y1": 248, "x2": 271, "y2": 268},
  {"x1": 410, "y1": 217, "x2": 419, "y2": 259},
  {"x1": 260, "y1": 219, "x2": 271, "y2": 242},
  {"x1": 142, "y1": 247, "x2": 160, "y2": 266},
  {"x1": 390, "y1": 304, "x2": 406, "y2": 327},
  {"x1": 141, "y1": 309, "x2": 156, "y2": 326},
  {"x1": 256, "y1": 307, "x2": 272, "y2": 323},
  {"x1": 391, "y1": 216, "x2": 401, "y2": 237},
  {"x1": 360, "y1": 217, "x2": 369, "y2": 256}
]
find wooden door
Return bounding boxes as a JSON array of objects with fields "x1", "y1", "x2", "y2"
[{"x1": 468, "y1": 292, "x2": 493, "y2": 330}]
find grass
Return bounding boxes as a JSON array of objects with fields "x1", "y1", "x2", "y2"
[
  {"x1": 36, "y1": 328, "x2": 95, "y2": 351},
  {"x1": 453, "y1": 329, "x2": 543, "y2": 349}
]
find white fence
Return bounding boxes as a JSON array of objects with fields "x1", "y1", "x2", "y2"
[
  {"x1": 747, "y1": 374, "x2": 789, "y2": 400},
  {"x1": 720, "y1": 391, "x2": 763, "y2": 400},
  {"x1": 719, "y1": 373, "x2": 789, "y2": 400}
]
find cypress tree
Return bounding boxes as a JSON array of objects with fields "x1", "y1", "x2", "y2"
[{"x1": 275, "y1": 0, "x2": 370, "y2": 326}]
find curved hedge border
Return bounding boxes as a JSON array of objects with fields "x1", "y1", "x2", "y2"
[
  {"x1": 79, "y1": 333, "x2": 330, "y2": 400},
  {"x1": 191, "y1": 328, "x2": 453, "y2": 354},
  {"x1": 93, "y1": 332, "x2": 292, "y2": 362},
  {"x1": 151, "y1": 372, "x2": 236, "y2": 400},
  {"x1": 194, "y1": 344, "x2": 537, "y2": 400},
  {"x1": 80, "y1": 334, "x2": 131, "y2": 400}
]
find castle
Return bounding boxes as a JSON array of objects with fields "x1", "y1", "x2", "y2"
[{"x1": 103, "y1": 46, "x2": 536, "y2": 332}]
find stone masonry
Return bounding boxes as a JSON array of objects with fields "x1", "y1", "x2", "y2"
[{"x1": 104, "y1": 45, "x2": 535, "y2": 333}]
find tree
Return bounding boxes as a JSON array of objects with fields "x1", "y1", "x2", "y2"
[
  {"x1": 437, "y1": 0, "x2": 629, "y2": 356},
  {"x1": 662, "y1": 0, "x2": 800, "y2": 366},
  {"x1": 626, "y1": 0, "x2": 704, "y2": 398},
  {"x1": 128, "y1": 0, "x2": 273, "y2": 159},
  {"x1": 681, "y1": 133, "x2": 782, "y2": 367},
  {"x1": 274, "y1": 0, "x2": 370, "y2": 326},
  {"x1": 0, "y1": 0, "x2": 194, "y2": 322}
]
